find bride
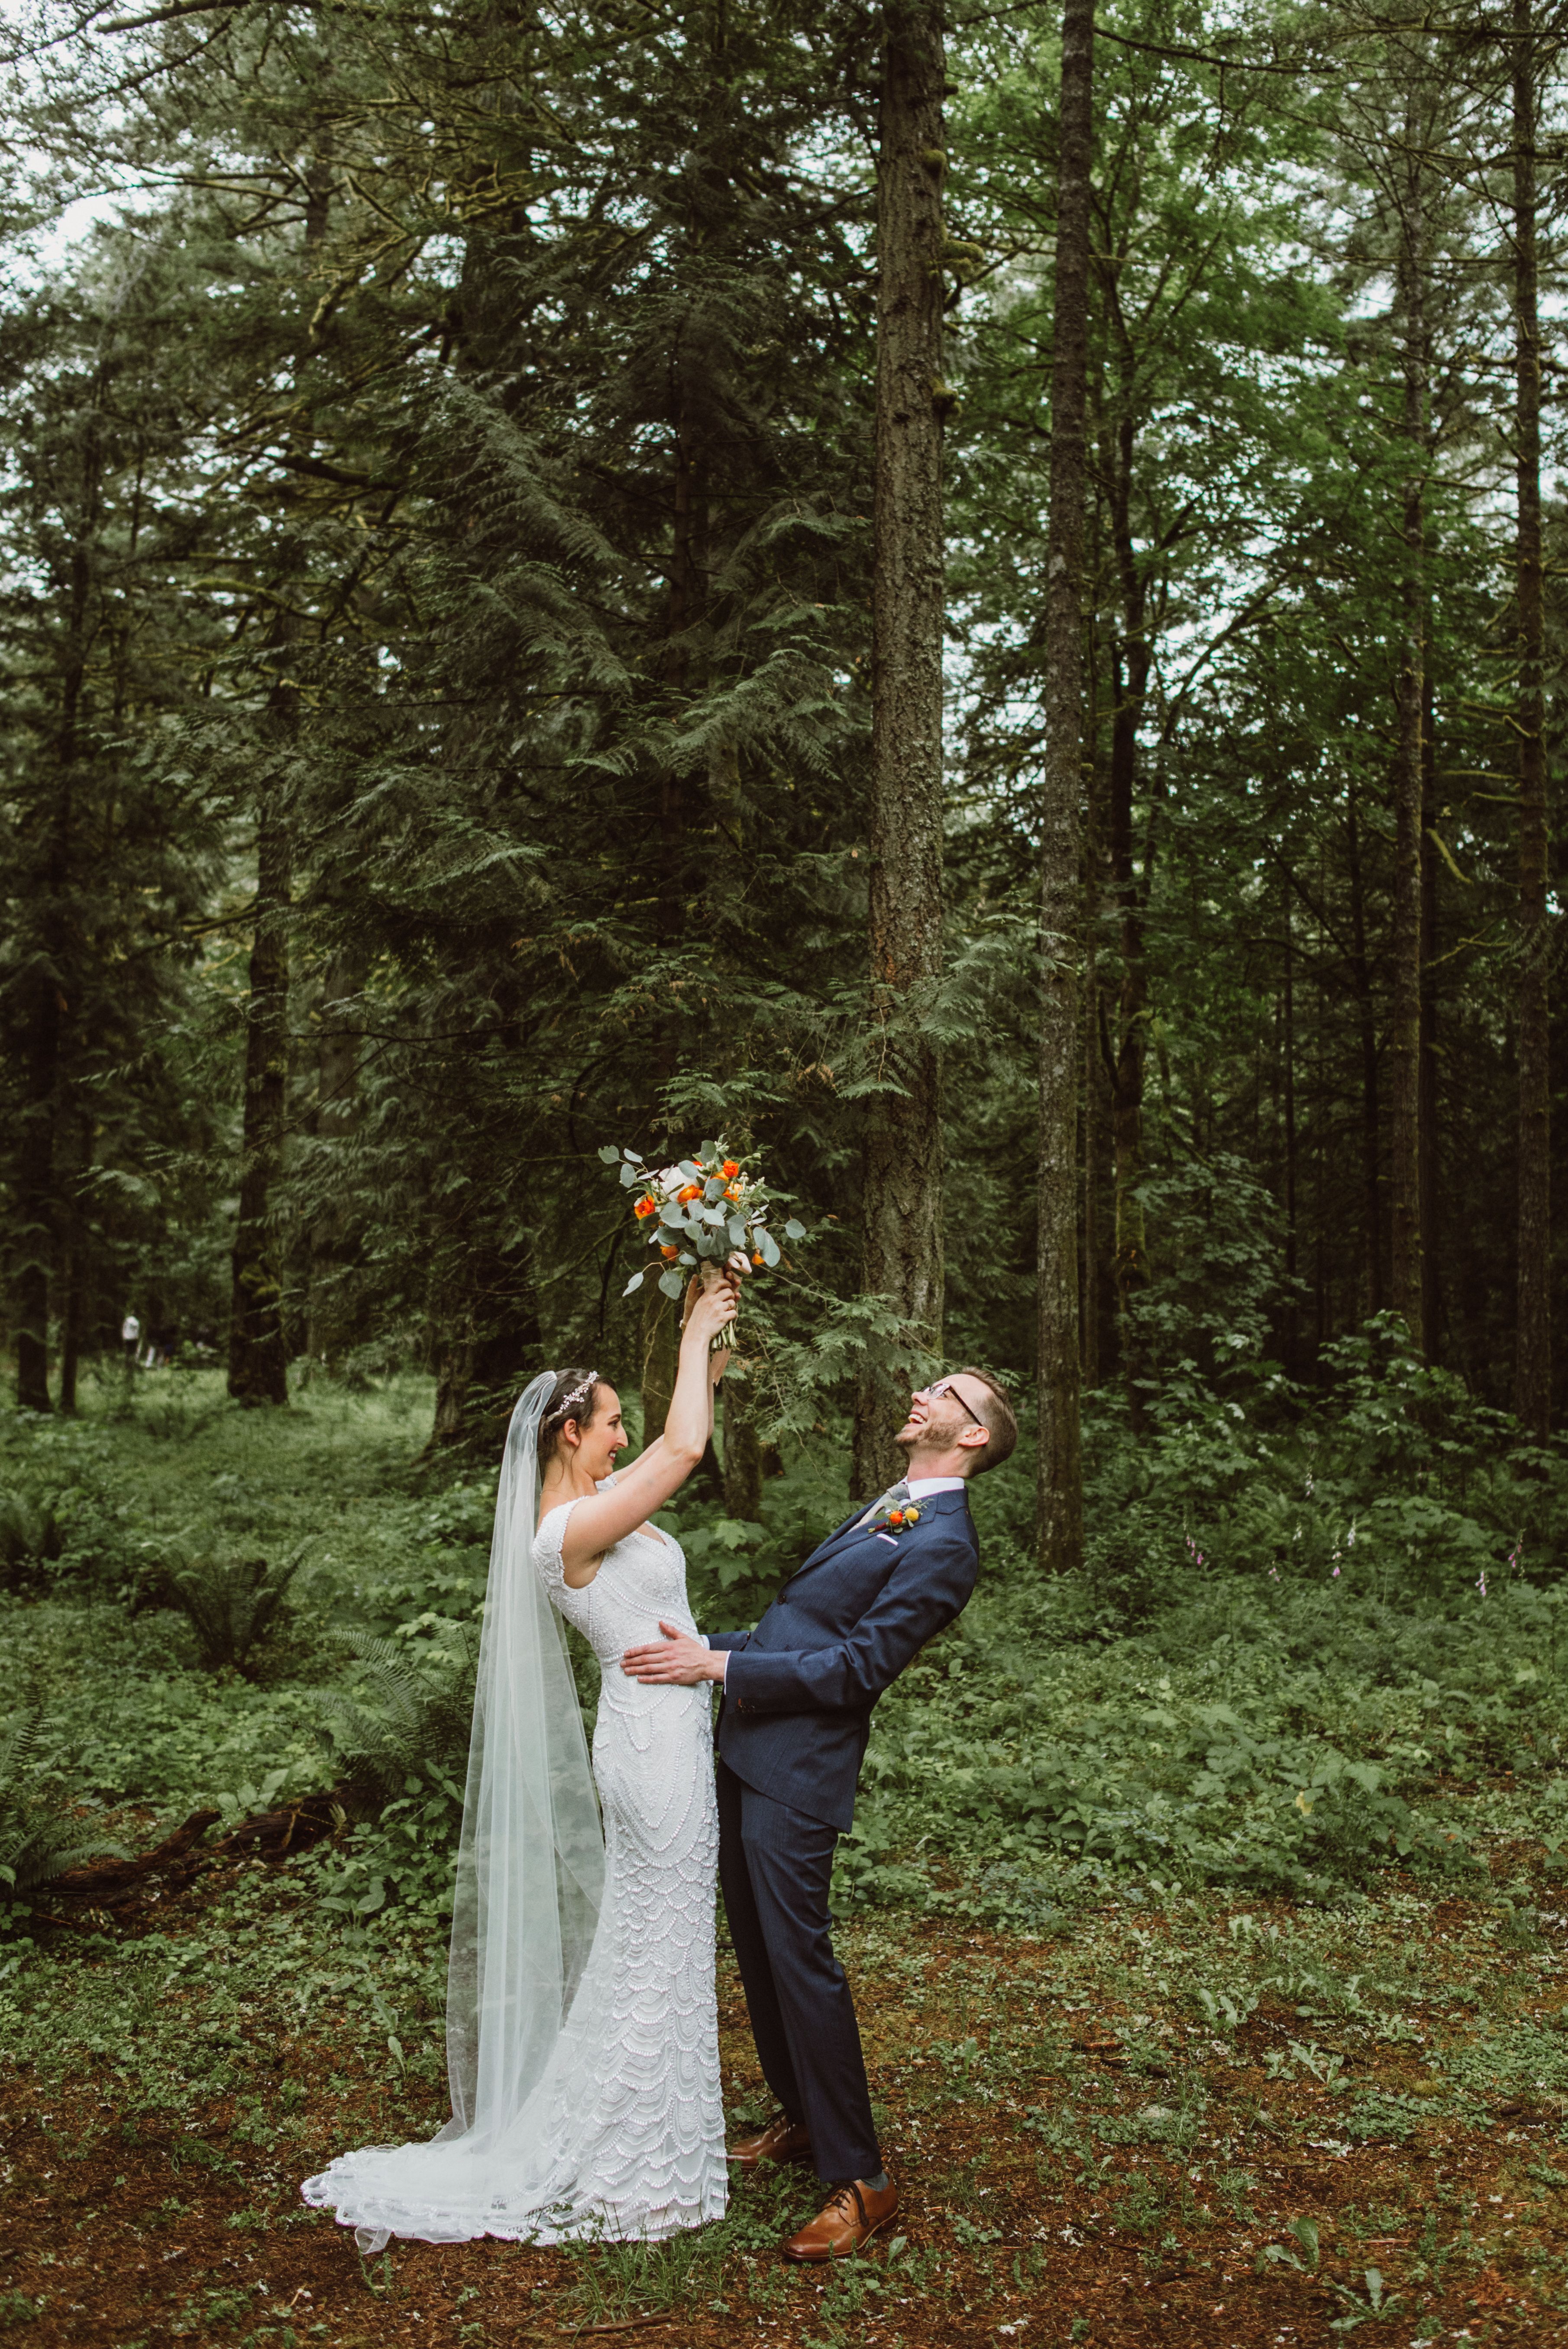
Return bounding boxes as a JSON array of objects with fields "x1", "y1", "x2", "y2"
[{"x1": 303, "y1": 1272, "x2": 739, "y2": 2247}]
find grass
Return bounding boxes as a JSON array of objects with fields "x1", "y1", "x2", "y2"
[{"x1": 0, "y1": 1364, "x2": 1567, "y2": 2344}]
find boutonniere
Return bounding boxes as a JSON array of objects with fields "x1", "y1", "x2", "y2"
[{"x1": 876, "y1": 1503, "x2": 921, "y2": 1533}]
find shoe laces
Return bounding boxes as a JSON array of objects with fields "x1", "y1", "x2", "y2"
[{"x1": 824, "y1": 2182, "x2": 866, "y2": 2226}]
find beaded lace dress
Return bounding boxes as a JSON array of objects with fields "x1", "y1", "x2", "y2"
[{"x1": 301, "y1": 1496, "x2": 727, "y2": 2245}]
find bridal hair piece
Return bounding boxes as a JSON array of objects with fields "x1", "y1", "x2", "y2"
[
  {"x1": 302, "y1": 1372, "x2": 605, "y2": 2249},
  {"x1": 538, "y1": 1368, "x2": 601, "y2": 1457}
]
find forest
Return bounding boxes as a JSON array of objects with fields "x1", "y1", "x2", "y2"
[{"x1": 3, "y1": 0, "x2": 1568, "y2": 2342}]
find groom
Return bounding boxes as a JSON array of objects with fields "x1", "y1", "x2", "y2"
[{"x1": 622, "y1": 1366, "x2": 1016, "y2": 2260}]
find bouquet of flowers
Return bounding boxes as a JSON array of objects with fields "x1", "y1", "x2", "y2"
[{"x1": 600, "y1": 1140, "x2": 806, "y2": 1335}]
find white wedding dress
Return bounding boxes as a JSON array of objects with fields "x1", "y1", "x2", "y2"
[{"x1": 301, "y1": 1497, "x2": 727, "y2": 2245}]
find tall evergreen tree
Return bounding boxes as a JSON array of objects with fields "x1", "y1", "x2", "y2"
[
  {"x1": 1035, "y1": 0, "x2": 1093, "y2": 1568},
  {"x1": 1511, "y1": 0, "x2": 1552, "y2": 1440},
  {"x1": 854, "y1": 0, "x2": 949, "y2": 1494}
]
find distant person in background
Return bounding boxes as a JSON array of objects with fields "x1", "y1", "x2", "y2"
[{"x1": 120, "y1": 1313, "x2": 140, "y2": 1374}]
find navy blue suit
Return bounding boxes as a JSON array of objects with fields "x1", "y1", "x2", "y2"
[{"x1": 708, "y1": 1487, "x2": 979, "y2": 2182}]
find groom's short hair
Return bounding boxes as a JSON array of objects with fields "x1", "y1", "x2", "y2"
[{"x1": 956, "y1": 1368, "x2": 1017, "y2": 1474}]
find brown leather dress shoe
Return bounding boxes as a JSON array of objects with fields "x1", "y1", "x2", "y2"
[
  {"x1": 727, "y1": 2114, "x2": 814, "y2": 2172},
  {"x1": 782, "y1": 2176, "x2": 898, "y2": 2262}
]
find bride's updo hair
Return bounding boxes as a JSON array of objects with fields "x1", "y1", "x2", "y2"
[{"x1": 538, "y1": 1367, "x2": 603, "y2": 1462}]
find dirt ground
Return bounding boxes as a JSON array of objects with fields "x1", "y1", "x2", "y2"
[{"x1": 4, "y1": 1851, "x2": 1568, "y2": 2349}]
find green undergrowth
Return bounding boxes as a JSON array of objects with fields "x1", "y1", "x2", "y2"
[
  {"x1": 0, "y1": 1348, "x2": 1565, "y2": 2340},
  {"x1": 0, "y1": 1337, "x2": 1564, "y2": 1952},
  {"x1": 835, "y1": 1562, "x2": 1567, "y2": 1919}
]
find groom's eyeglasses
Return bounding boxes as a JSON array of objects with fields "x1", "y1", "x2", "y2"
[{"x1": 918, "y1": 1377, "x2": 983, "y2": 1429}]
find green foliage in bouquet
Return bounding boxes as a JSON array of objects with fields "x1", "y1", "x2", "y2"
[{"x1": 601, "y1": 1141, "x2": 806, "y2": 1302}]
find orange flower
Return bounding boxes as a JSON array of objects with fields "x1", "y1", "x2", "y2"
[
  {"x1": 725, "y1": 1182, "x2": 742, "y2": 1200},
  {"x1": 677, "y1": 1182, "x2": 702, "y2": 1202},
  {"x1": 660, "y1": 1245, "x2": 678, "y2": 1260},
  {"x1": 721, "y1": 1159, "x2": 740, "y2": 1179},
  {"x1": 888, "y1": 1508, "x2": 905, "y2": 1527},
  {"x1": 634, "y1": 1196, "x2": 656, "y2": 1220},
  {"x1": 751, "y1": 1251, "x2": 763, "y2": 1265}
]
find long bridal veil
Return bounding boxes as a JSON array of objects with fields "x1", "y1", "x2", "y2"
[
  {"x1": 445, "y1": 1375, "x2": 604, "y2": 2135},
  {"x1": 303, "y1": 1373, "x2": 605, "y2": 2249}
]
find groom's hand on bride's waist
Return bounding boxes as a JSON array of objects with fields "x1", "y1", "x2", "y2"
[{"x1": 621, "y1": 1621, "x2": 729, "y2": 1686}]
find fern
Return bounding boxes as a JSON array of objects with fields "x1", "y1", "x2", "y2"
[
  {"x1": 317, "y1": 1630, "x2": 475, "y2": 1815},
  {"x1": 163, "y1": 1546, "x2": 306, "y2": 1674},
  {"x1": 0, "y1": 1707, "x2": 126, "y2": 1899},
  {"x1": 0, "y1": 1488, "x2": 67, "y2": 1593}
]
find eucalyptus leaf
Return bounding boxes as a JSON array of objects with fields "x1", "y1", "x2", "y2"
[
  {"x1": 597, "y1": 1144, "x2": 621, "y2": 1164},
  {"x1": 620, "y1": 1163, "x2": 642, "y2": 1188},
  {"x1": 727, "y1": 1217, "x2": 747, "y2": 1249},
  {"x1": 783, "y1": 1218, "x2": 806, "y2": 1240},
  {"x1": 704, "y1": 1178, "x2": 726, "y2": 1203},
  {"x1": 622, "y1": 1271, "x2": 645, "y2": 1296},
  {"x1": 622, "y1": 1147, "x2": 643, "y2": 1162},
  {"x1": 758, "y1": 1228, "x2": 781, "y2": 1267},
  {"x1": 658, "y1": 1268, "x2": 685, "y2": 1300},
  {"x1": 659, "y1": 1202, "x2": 685, "y2": 1227}
]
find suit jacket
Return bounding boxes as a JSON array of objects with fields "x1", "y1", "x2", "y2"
[{"x1": 709, "y1": 1486, "x2": 979, "y2": 1832}]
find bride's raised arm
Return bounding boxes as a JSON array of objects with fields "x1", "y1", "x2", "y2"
[
  {"x1": 614, "y1": 1280, "x2": 728, "y2": 1480},
  {"x1": 556, "y1": 1281, "x2": 734, "y2": 1569}
]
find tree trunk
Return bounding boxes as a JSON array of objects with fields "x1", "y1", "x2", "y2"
[
  {"x1": 1035, "y1": 0, "x2": 1093, "y2": 1571},
  {"x1": 431, "y1": 1321, "x2": 475, "y2": 1447},
  {"x1": 635, "y1": 359, "x2": 710, "y2": 1446},
  {"x1": 1388, "y1": 97, "x2": 1427, "y2": 1350},
  {"x1": 1419, "y1": 676, "x2": 1442, "y2": 1359},
  {"x1": 1103, "y1": 396, "x2": 1152, "y2": 1425},
  {"x1": 1513, "y1": 0, "x2": 1551, "y2": 1440},
  {"x1": 13, "y1": 404, "x2": 101, "y2": 1413},
  {"x1": 1282, "y1": 871, "x2": 1298, "y2": 1376},
  {"x1": 430, "y1": 1246, "x2": 544, "y2": 1457},
  {"x1": 307, "y1": 953, "x2": 364, "y2": 1365},
  {"x1": 1081, "y1": 905, "x2": 1101, "y2": 1390},
  {"x1": 1345, "y1": 787, "x2": 1384, "y2": 1317},
  {"x1": 640, "y1": 1275, "x2": 679, "y2": 1448},
  {"x1": 56, "y1": 1107, "x2": 92, "y2": 1414},
  {"x1": 58, "y1": 1239, "x2": 85, "y2": 1414},
  {"x1": 1081, "y1": 662, "x2": 1111, "y2": 1388},
  {"x1": 13, "y1": 980, "x2": 59, "y2": 1413},
  {"x1": 228, "y1": 158, "x2": 331, "y2": 1408},
  {"x1": 722, "y1": 1372, "x2": 765, "y2": 1521},
  {"x1": 658, "y1": 371, "x2": 701, "y2": 949},
  {"x1": 852, "y1": 0, "x2": 948, "y2": 1498},
  {"x1": 227, "y1": 784, "x2": 293, "y2": 1405}
]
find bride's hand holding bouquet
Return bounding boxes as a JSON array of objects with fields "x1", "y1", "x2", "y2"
[
  {"x1": 679, "y1": 1270, "x2": 740, "y2": 1363},
  {"x1": 682, "y1": 1267, "x2": 740, "y2": 1383}
]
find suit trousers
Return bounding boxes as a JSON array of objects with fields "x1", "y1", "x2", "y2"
[{"x1": 716, "y1": 1758, "x2": 881, "y2": 2185}]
